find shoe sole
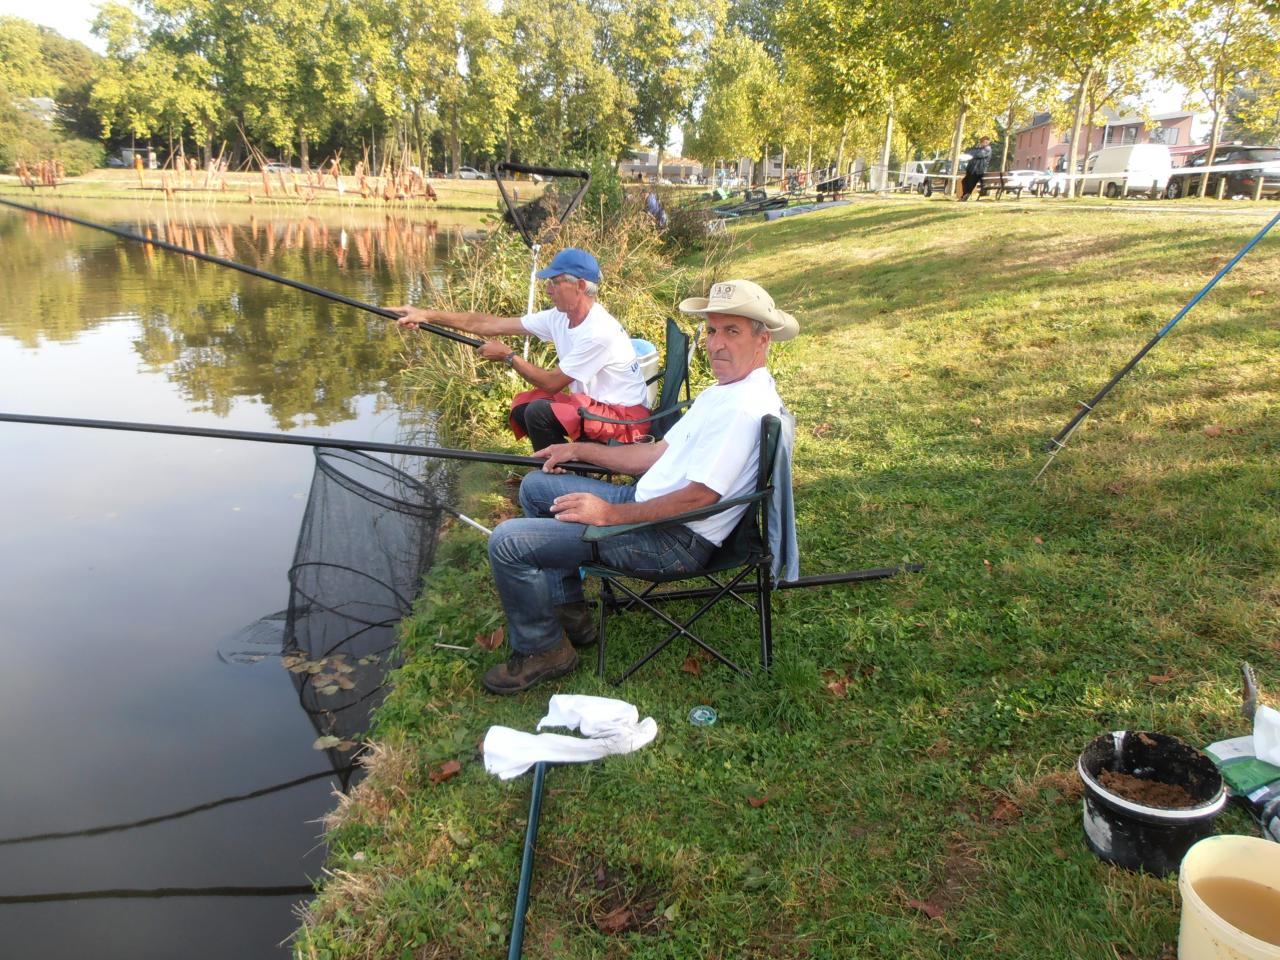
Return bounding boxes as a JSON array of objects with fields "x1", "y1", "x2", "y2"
[{"x1": 481, "y1": 652, "x2": 580, "y2": 696}]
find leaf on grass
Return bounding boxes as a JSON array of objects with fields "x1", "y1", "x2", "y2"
[
  {"x1": 811, "y1": 422, "x2": 832, "y2": 438},
  {"x1": 992, "y1": 799, "x2": 1021, "y2": 823},
  {"x1": 1106, "y1": 481, "x2": 1128, "y2": 496},
  {"x1": 747, "y1": 796, "x2": 769, "y2": 808},
  {"x1": 742, "y1": 867, "x2": 769, "y2": 891},
  {"x1": 1204, "y1": 424, "x2": 1223, "y2": 438},
  {"x1": 475, "y1": 626, "x2": 504, "y2": 651},
  {"x1": 680, "y1": 656, "x2": 702, "y2": 676},
  {"x1": 596, "y1": 906, "x2": 634, "y2": 935},
  {"x1": 429, "y1": 759, "x2": 462, "y2": 785},
  {"x1": 969, "y1": 417, "x2": 982, "y2": 427},
  {"x1": 313, "y1": 735, "x2": 341, "y2": 750},
  {"x1": 826, "y1": 677, "x2": 849, "y2": 697},
  {"x1": 1032, "y1": 535, "x2": 1044, "y2": 545},
  {"x1": 662, "y1": 903, "x2": 679, "y2": 922},
  {"x1": 1248, "y1": 288, "x2": 1267, "y2": 297},
  {"x1": 1147, "y1": 673, "x2": 1174, "y2": 684},
  {"x1": 982, "y1": 558, "x2": 992, "y2": 571},
  {"x1": 905, "y1": 898, "x2": 945, "y2": 920}
]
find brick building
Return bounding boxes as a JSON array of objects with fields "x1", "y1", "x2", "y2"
[{"x1": 1013, "y1": 109, "x2": 1199, "y2": 172}]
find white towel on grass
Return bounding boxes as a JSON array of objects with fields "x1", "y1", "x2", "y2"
[{"x1": 482, "y1": 694, "x2": 658, "y2": 780}]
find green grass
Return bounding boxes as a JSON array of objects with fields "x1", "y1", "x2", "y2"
[{"x1": 296, "y1": 198, "x2": 1279, "y2": 960}]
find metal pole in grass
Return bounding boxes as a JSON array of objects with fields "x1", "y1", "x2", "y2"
[
  {"x1": 1035, "y1": 209, "x2": 1280, "y2": 482},
  {"x1": 0, "y1": 196, "x2": 483, "y2": 349},
  {"x1": 508, "y1": 761, "x2": 548, "y2": 960},
  {"x1": 494, "y1": 162, "x2": 591, "y2": 359}
]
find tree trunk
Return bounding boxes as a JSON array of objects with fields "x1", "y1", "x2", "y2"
[
  {"x1": 299, "y1": 123, "x2": 310, "y2": 172},
  {"x1": 805, "y1": 128, "x2": 813, "y2": 185},
  {"x1": 656, "y1": 144, "x2": 664, "y2": 178},
  {"x1": 878, "y1": 98, "x2": 894, "y2": 191},
  {"x1": 834, "y1": 120, "x2": 849, "y2": 185},
  {"x1": 947, "y1": 104, "x2": 967, "y2": 196},
  {"x1": 1199, "y1": 107, "x2": 1223, "y2": 198},
  {"x1": 1000, "y1": 103, "x2": 1015, "y2": 172},
  {"x1": 449, "y1": 106, "x2": 462, "y2": 175},
  {"x1": 1067, "y1": 65, "x2": 1093, "y2": 198}
]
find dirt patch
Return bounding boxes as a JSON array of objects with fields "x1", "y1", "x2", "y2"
[
  {"x1": 1098, "y1": 769, "x2": 1198, "y2": 808},
  {"x1": 549, "y1": 854, "x2": 668, "y2": 938}
]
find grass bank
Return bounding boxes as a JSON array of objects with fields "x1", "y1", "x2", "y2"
[{"x1": 297, "y1": 198, "x2": 1279, "y2": 960}]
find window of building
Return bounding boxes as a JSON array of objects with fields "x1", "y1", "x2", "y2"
[{"x1": 1149, "y1": 127, "x2": 1180, "y2": 145}]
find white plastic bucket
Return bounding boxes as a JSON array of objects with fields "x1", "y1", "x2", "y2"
[
  {"x1": 631, "y1": 339, "x2": 660, "y2": 408},
  {"x1": 1178, "y1": 834, "x2": 1280, "y2": 959}
]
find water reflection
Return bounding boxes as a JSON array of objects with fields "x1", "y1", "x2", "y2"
[{"x1": 0, "y1": 203, "x2": 475, "y2": 426}]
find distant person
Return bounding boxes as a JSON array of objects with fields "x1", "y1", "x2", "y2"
[
  {"x1": 390, "y1": 247, "x2": 650, "y2": 449},
  {"x1": 960, "y1": 137, "x2": 992, "y2": 200}
]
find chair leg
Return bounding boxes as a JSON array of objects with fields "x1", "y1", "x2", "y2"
[
  {"x1": 596, "y1": 581, "x2": 612, "y2": 679},
  {"x1": 758, "y1": 564, "x2": 773, "y2": 671}
]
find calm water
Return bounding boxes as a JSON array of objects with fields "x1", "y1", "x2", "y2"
[{"x1": 0, "y1": 199, "x2": 481, "y2": 958}]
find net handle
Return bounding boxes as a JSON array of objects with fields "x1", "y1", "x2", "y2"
[{"x1": 495, "y1": 162, "x2": 591, "y2": 250}]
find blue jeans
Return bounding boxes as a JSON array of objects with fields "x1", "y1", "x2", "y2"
[{"x1": 488, "y1": 471, "x2": 715, "y2": 654}]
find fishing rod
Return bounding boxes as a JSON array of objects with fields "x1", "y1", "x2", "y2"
[
  {"x1": 0, "y1": 411, "x2": 594, "y2": 472},
  {"x1": 1036, "y1": 209, "x2": 1280, "y2": 482},
  {"x1": 0, "y1": 196, "x2": 482, "y2": 348}
]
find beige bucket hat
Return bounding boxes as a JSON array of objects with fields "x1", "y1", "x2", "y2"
[{"x1": 677, "y1": 279, "x2": 799, "y2": 342}]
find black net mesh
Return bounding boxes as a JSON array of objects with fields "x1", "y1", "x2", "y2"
[{"x1": 285, "y1": 448, "x2": 447, "y2": 753}]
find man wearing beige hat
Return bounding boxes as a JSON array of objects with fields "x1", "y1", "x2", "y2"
[{"x1": 479, "y1": 279, "x2": 798, "y2": 695}]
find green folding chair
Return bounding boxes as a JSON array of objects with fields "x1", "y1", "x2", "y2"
[
  {"x1": 580, "y1": 415, "x2": 783, "y2": 684},
  {"x1": 579, "y1": 317, "x2": 691, "y2": 442}
]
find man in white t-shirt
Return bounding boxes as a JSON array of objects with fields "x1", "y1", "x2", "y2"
[
  {"x1": 389, "y1": 247, "x2": 650, "y2": 448},
  {"x1": 478, "y1": 279, "x2": 799, "y2": 695}
]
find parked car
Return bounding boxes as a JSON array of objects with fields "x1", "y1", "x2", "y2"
[
  {"x1": 1001, "y1": 169, "x2": 1042, "y2": 190},
  {"x1": 264, "y1": 161, "x2": 301, "y2": 173},
  {"x1": 920, "y1": 154, "x2": 970, "y2": 196},
  {"x1": 1078, "y1": 144, "x2": 1171, "y2": 198},
  {"x1": 104, "y1": 155, "x2": 128, "y2": 168},
  {"x1": 456, "y1": 166, "x2": 487, "y2": 179},
  {"x1": 1165, "y1": 145, "x2": 1280, "y2": 199},
  {"x1": 899, "y1": 160, "x2": 934, "y2": 192}
]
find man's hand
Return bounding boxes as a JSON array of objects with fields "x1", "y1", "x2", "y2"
[
  {"x1": 388, "y1": 305, "x2": 431, "y2": 329},
  {"x1": 477, "y1": 340, "x2": 513, "y2": 362},
  {"x1": 550, "y1": 491, "x2": 614, "y2": 526},
  {"x1": 533, "y1": 442, "x2": 580, "y2": 474}
]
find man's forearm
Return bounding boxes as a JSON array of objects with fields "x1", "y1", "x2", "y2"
[
  {"x1": 602, "y1": 483, "x2": 719, "y2": 525},
  {"x1": 564, "y1": 440, "x2": 666, "y2": 475},
  {"x1": 429, "y1": 310, "x2": 512, "y2": 336}
]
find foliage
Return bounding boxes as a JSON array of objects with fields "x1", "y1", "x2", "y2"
[{"x1": 300, "y1": 200, "x2": 1280, "y2": 959}]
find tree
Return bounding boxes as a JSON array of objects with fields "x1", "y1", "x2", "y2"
[
  {"x1": 1164, "y1": 0, "x2": 1280, "y2": 195},
  {"x1": 683, "y1": 30, "x2": 778, "y2": 181},
  {"x1": 0, "y1": 16, "x2": 58, "y2": 96}
]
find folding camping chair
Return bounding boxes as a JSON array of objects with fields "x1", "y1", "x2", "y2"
[
  {"x1": 578, "y1": 317, "x2": 692, "y2": 442},
  {"x1": 580, "y1": 414, "x2": 783, "y2": 685}
]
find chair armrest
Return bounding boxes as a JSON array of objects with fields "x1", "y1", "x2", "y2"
[
  {"x1": 581, "y1": 489, "x2": 765, "y2": 542},
  {"x1": 579, "y1": 398, "x2": 693, "y2": 426}
]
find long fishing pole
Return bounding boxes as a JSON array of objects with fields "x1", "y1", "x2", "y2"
[
  {"x1": 0, "y1": 196, "x2": 482, "y2": 348},
  {"x1": 0, "y1": 411, "x2": 590, "y2": 471},
  {"x1": 1036, "y1": 209, "x2": 1280, "y2": 482}
]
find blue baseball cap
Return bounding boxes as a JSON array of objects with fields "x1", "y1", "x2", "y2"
[{"x1": 535, "y1": 247, "x2": 601, "y2": 283}]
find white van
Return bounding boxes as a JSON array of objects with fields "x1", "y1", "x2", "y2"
[
  {"x1": 899, "y1": 160, "x2": 933, "y2": 191},
  {"x1": 1081, "y1": 144, "x2": 1172, "y2": 198}
]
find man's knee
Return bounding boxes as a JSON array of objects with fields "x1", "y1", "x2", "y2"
[
  {"x1": 488, "y1": 519, "x2": 529, "y2": 569},
  {"x1": 518, "y1": 470, "x2": 558, "y2": 517}
]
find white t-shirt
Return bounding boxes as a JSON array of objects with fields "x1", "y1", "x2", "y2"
[
  {"x1": 634, "y1": 367, "x2": 783, "y2": 546},
  {"x1": 521, "y1": 303, "x2": 648, "y2": 407}
]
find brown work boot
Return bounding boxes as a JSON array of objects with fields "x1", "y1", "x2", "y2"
[
  {"x1": 555, "y1": 602, "x2": 598, "y2": 648},
  {"x1": 481, "y1": 637, "x2": 579, "y2": 696}
]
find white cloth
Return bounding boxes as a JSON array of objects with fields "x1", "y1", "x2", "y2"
[
  {"x1": 1255, "y1": 704, "x2": 1280, "y2": 766},
  {"x1": 521, "y1": 303, "x2": 648, "y2": 406},
  {"x1": 482, "y1": 694, "x2": 658, "y2": 780},
  {"x1": 635, "y1": 367, "x2": 784, "y2": 546}
]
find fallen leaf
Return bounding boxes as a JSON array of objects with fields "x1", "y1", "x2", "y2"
[
  {"x1": 811, "y1": 422, "x2": 832, "y2": 438},
  {"x1": 336, "y1": 676, "x2": 356, "y2": 690},
  {"x1": 982, "y1": 558, "x2": 993, "y2": 571},
  {"x1": 335, "y1": 740, "x2": 358, "y2": 752},
  {"x1": 825, "y1": 676, "x2": 849, "y2": 697},
  {"x1": 1248, "y1": 288, "x2": 1267, "y2": 297},
  {"x1": 1204, "y1": 424, "x2": 1223, "y2": 438},
  {"x1": 1032, "y1": 536, "x2": 1044, "y2": 545},
  {"x1": 312, "y1": 735, "x2": 341, "y2": 750},
  {"x1": 680, "y1": 656, "x2": 702, "y2": 676},
  {"x1": 475, "y1": 626, "x2": 504, "y2": 652},
  {"x1": 318, "y1": 684, "x2": 340, "y2": 696},
  {"x1": 1147, "y1": 673, "x2": 1174, "y2": 684},
  {"x1": 969, "y1": 417, "x2": 982, "y2": 426},
  {"x1": 905, "y1": 898, "x2": 945, "y2": 920},
  {"x1": 429, "y1": 759, "x2": 462, "y2": 785},
  {"x1": 1106, "y1": 481, "x2": 1128, "y2": 496},
  {"x1": 747, "y1": 796, "x2": 769, "y2": 808},
  {"x1": 596, "y1": 906, "x2": 634, "y2": 934},
  {"x1": 992, "y1": 799, "x2": 1021, "y2": 823}
]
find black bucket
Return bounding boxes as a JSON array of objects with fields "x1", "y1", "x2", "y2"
[{"x1": 1077, "y1": 730, "x2": 1226, "y2": 876}]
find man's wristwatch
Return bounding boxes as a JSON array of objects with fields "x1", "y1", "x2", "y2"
[{"x1": 503, "y1": 351, "x2": 517, "y2": 368}]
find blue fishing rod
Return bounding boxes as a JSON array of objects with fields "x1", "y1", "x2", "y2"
[{"x1": 1036, "y1": 209, "x2": 1280, "y2": 481}]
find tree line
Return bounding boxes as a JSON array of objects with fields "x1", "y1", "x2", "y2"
[{"x1": 3, "y1": 0, "x2": 1279, "y2": 179}]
